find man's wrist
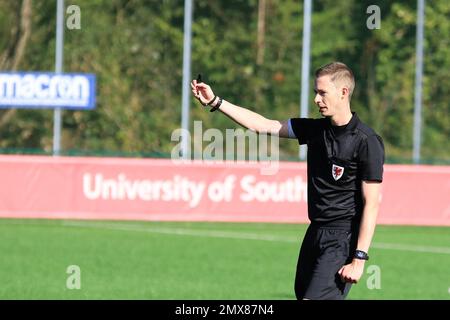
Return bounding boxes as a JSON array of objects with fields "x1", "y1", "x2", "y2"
[
  {"x1": 210, "y1": 97, "x2": 223, "y2": 112},
  {"x1": 354, "y1": 249, "x2": 369, "y2": 260},
  {"x1": 210, "y1": 96, "x2": 220, "y2": 107},
  {"x1": 352, "y1": 257, "x2": 366, "y2": 264},
  {"x1": 204, "y1": 95, "x2": 217, "y2": 106}
]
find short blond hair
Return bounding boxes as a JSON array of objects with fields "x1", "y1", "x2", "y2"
[{"x1": 315, "y1": 62, "x2": 355, "y2": 99}]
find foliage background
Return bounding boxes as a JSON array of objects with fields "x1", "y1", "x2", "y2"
[{"x1": 0, "y1": 0, "x2": 448, "y2": 163}]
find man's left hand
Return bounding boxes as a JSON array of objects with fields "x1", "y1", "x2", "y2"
[{"x1": 338, "y1": 259, "x2": 365, "y2": 284}]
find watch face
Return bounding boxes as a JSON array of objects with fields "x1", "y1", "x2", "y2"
[{"x1": 355, "y1": 251, "x2": 368, "y2": 260}]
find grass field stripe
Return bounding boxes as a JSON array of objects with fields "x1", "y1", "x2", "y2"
[
  {"x1": 371, "y1": 242, "x2": 450, "y2": 255},
  {"x1": 61, "y1": 221, "x2": 450, "y2": 255},
  {"x1": 61, "y1": 221, "x2": 301, "y2": 242}
]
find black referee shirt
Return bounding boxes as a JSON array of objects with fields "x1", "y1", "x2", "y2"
[{"x1": 290, "y1": 113, "x2": 384, "y2": 227}]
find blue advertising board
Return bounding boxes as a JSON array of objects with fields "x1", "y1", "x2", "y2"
[{"x1": 0, "y1": 72, "x2": 96, "y2": 110}]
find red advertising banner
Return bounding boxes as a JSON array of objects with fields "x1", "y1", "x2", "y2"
[{"x1": 0, "y1": 155, "x2": 448, "y2": 226}]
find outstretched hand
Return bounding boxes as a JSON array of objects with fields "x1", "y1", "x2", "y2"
[{"x1": 191, "y1": 77, "x2": 216, "y2": 106}]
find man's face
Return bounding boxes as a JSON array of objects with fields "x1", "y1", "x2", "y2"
[{"x1": 314, "y1": 75, "x2": 341, "y2": 117}]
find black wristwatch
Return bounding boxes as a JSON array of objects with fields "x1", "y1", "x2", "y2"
[
  {"x1": 354, "y1": 250, "x2": 369, "y2": 260},
  {"x1": 210, "y1": 97, "x2": 223, "y2": 112}
]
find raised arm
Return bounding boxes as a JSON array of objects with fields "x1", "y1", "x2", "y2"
[{"x1": 191, "y1": 79, "x2": 293, "y2": 138}]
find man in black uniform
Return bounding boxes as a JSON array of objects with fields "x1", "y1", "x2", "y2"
[{"x1": 191, "y1": 62, "x2": 384, "y2": 300}]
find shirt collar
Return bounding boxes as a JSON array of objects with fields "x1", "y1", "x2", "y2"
[
  {"x1": 346, "y1": 112, "x2": 359, "y2": 132},
  {"x1": 326, "y1": 112, "x2": 360, "y2": 132},
  {"x1": 327, "y1": 112, "x2": 359, "y2": 130}
]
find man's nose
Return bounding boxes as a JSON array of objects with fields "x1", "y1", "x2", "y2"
[{"x1": 314, "y1": 94, "x2": 321, "y2": 105}]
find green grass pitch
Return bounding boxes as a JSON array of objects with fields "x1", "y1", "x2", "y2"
[{"x1": 0, "y1": 218, "x2": 449, "y2": 299}]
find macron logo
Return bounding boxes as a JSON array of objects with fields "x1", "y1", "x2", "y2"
[{"x1": 0, "y1": 72, "x2": 95, "y2": 109}]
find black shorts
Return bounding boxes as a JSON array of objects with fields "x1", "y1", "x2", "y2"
[{"x1": 294, "y1": 223, "x2": 357, "y2": 300}]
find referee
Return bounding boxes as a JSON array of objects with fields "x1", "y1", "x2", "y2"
[{"x1": 191, "y1": 62, "x2": 384, "y2": 300}]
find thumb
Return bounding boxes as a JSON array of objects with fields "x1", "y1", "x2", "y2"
[
  {"x1": 338, "y1": 266, "x2": 347, "y2": 283},
  {"x1": 338, "y1": 266, "x2": 344, "y2": 275}
]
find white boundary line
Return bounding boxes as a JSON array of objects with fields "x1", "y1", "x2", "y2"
[
  {"x1": 61, "y1": 221, "x2": 301, "y2": 242},
  {"x1": 60, "y1": 221, "x2": 450, "y2": 255},
  {"x1": 369, "y1": 242, "x2": 450, "y2": 255}
]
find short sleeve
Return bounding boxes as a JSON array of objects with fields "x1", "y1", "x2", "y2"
[
  {"x1": 359, "y1": 134, "x2": 385, "y2": 182},
  {"x1": 289, "y1": 118, "x2": 322, "y2": 145}
]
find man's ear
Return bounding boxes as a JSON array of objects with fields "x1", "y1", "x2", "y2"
[{"x1": 341, "y1": 87, "x2": 349, "y2": 99}]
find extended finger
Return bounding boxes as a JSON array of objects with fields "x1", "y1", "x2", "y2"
[
  {"x1": 195, "y1": 82, "x2": 208, "y2": 89},
  {"x1": 190, "y1": 86, "x2": 199, "y2": 95}
]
